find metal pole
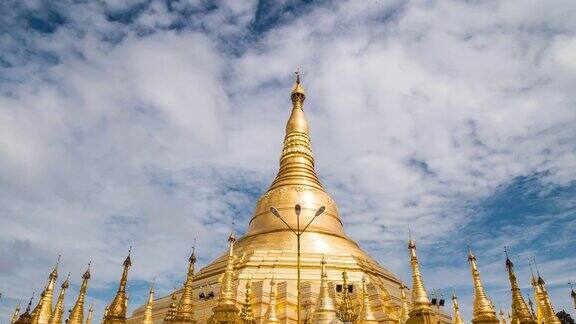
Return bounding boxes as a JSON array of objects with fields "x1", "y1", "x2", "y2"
[{"x1": 297, "y1": 213, "x2": 301, "y2": 324}]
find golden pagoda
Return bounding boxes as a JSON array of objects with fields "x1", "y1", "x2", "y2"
[
  {"x1": 312, "y1": 257, "x2": 337, "y2": 323},
  {"x1": 143, "y1": 287, "x2": 155, "y2": 324},
  {"x1": 239, "y1": 280, "x2": 255, "y2": 324},
  {"x1": 468, "y1": 248, "x2": 498, "y2": 324},
  {"x1": 531, "y1": 273, "x2": 560, "y2": 324},
  {"x1": 15, "y1": 295, "x2": 35, "y2": 324},
  {"x1": 103, "y1": 249, "x2": 132, "y2": 324},
  {"x1": 504, "y1": 254, "x2": 535, "y2": 324},
  {"x1": 358, "y1": 277, "x2": 378, "y2": 324},
  {"x1": 67, "y1": 262, "x2": 91, "y2": 324},
  {"x1": 31, "y1": 257, "x2": 60, "y2": 324},
  {"x1": 451, "y1": 292, "x2": 464, "y2": 324},
  {"x1": 86, "y1": 304, "x2": 94, "y2": 324},
  {"x1": 11, "y1": 299, "x2": 22, "y2": 324},
  {"x1": 399, "y1": 283, "x2": 410, "y2": 324},
  {"x1": 48, "y1": 273, "x2": 70, "y2": 324},
  {"x1": 406, "y1": 240, "x2": 433, "y2": 324},
  {"x1": 173, "y1": 248, "x2": 197, "y2": 324},
  {"x1": 128, "y1": 74, "x2": 451, "y2": 323}
]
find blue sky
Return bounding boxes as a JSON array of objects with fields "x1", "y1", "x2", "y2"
[{"x1": 1, "y1": 0, "x2": 575, "y2": 322}]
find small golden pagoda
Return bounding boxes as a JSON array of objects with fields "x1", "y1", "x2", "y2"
[
  {"x1": 129, "y1": 74, "x2": 451, "y2": 323},
  {"x1": 31, "y1": 257, "x2": 60, "y2": 324},
  {"x1": 67, "y1": 262, "x2": 91, "y2": 324},
  {"x1": 450, "y1": 292, "x2": 464, "y2": 324},
  {"x1": 468, "y1": 248, "x2": 498, "y2": 324},
  {"x1": 48, "y1": 273, "x2": 70, "y2": 324},
  {"x1": 103, "y1": 249, "x2": 132, "y2": 324},
  {"x1": 504, "y1": 254, "x2": 535, "y2": 324}
]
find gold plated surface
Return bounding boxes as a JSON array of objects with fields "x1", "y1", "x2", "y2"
[
  {"x1": 48, "y1": 274, "x2": 69, "y2": 324},
  {"x1": 504, "y1": 257, "x2": 535, "y2": 324},
  {"x1": 31, "y1": 259, "x2": 59, "y2": 324},
  {"x1": 451, "y1": 292, "x2": 464, "y2": 324},
  {"x1": 104, "y1": 251, "x2": 132, "y2": 324},
  {"x1": 128, "y1": 76, "x2": 451, "y2": 324},
  {"x1": 173, "y1": 250, "x2": 197, "y2": 323},
  {"x1": 143, "y1": 287, "x2": 155, "y2": 324},
  {"x1": 468, "y1": 250, "x2": 498, "y2": 324},
  {"x1": 67, "y1": 263, "x2": 91, "y2": 324}
]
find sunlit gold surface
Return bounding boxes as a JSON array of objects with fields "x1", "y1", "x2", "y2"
[
  {"x1": 128, "y1": 76, "x2": 452, "y2": 324},
  {"x1": 532, "y1": 276, "x2": 560, "y2": 324},
  {"x1": 67, "y1": 264, "x2": 91, "y2": 324},
  {"x1": 11, "y1": 300, "x2": 21, "y2": 324},
  {"x1": 48, "y1": 274, "x2": 69, "y2": 324},
  {"x1": 451, "y1": 292, "x2": 464, "y2": 324},
  {"x1": 143, "y1": 287, "x2": 155, "y2": 324},
  {"x1": 104, "y1": 252, "x2": 132, "y2": 324},
  {"x1": 173, "y1": 251, "x2": 197, "y2": 324},
  {"x1": 15, "y1": 296, "x2": 34, "y2": 324},
  {"x1": 504, "y1": 257, "x2": 535, "y2": 324},
  {"x1": 468, "y1": 250, "x2": 498, "y2": 324},
  {"x1": 31, "y1": 260, "x2": 59, "y2": 324}
]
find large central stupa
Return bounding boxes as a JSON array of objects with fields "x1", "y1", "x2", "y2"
[{"x1": 128, "y1": 75, "x2": 448, "y2": 323}]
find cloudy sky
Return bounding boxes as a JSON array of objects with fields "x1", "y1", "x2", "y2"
[{"x1": 1, "y1": 0, "x2": 575, "y2": 322}]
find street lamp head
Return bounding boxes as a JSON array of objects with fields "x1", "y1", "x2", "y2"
[
  {"x1": 295, "y1": 204, "x2": 301, "y2": 216},
  {"x1": 315, "y1": 206, "x2": 326, "y2": 217},
  {"x1": 270, "y1": 207, "x2": 281, "y2": 218}
]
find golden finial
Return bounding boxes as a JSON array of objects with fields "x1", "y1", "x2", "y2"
[
  {"x1": 48, "y1": 273, "x2": 70, "y2": 324},
  {"x1": 103, "y1": 248, "x2": 132, "y2": 324},
  {"x1": 313, "y1": 256, "x2": 337, "y2": 323},
  {"x1": 68, "y1": 262, "x2": 91, "y2": 324},
  {"x1": 336, "y1": 271, "x2": 358, "y2": 323},
  {"x1": 291, "y1": 70, "x2": 305, "y2": 100},
  {"x1": 173, "y1": 243, "x2": 197, "y2": 323},
  {"x1": 163, "y1": 292, "x2": 178, "y2": 323},
  {"x1": 504, "y1": 249, "x2": 535, "y2": 324},
  {"x1": 358, "y1": 276, "x2": 378, "y2": 324},
  {"x1": 451, "y1": 290, "x2": 465, "y2": 324},
  {"x1": 468, "y1": 245, "x2": 498, "y2": 324},
  {"x1": 264, "y1": 277, "x2": 280, "y2": 323},
  {"x1": 11, "y1": 298, "x2": 22, "y2": 324},
  {"x1": 142, "y1": 286, "x2": 154, "y2": 324}
]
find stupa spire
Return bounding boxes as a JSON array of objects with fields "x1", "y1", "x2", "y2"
[
  {"x1": 86, "y1": 304, "x2": 93, "y2": 324},
  {"x1": 399, "y1": 282, "x2": 410, "y2": 324},
  {"x1": 504, "y1": 250, "x2": 535, "y2": 324},
  {"x1": 336, "y1": 271, "x2": 358, "y2": 323},
  {"x1": 163, "y1": 293, "x2": 177, "y2": 324},
  {"x1": 531, "y1": 263, "x2": 560, "y2": 324},
  {"x1": 67, "y1": 262, "x2": 91, "y2": 324},
  {"x1": 239, "y1": 280, "x2": 255, "y2": 323},
  {"x1": 499, "y1": 310, "x2": 507, "y2": 324},
  {"x1": 142, "y1": 286, "x2": 154, "y2": 324},
  {"x1": 15, "y1": 294, "x2": 35, "y2": 324},
  {"x1": 103, "y1": 248, "x2": 132, "y2": 324},
  {"x1": 32, "y1": 256, "x2": 60, "y2": 324},
  {"x1": 313, "y1": 256, "x2": 337, "y2": 323},
  {"x1": 210, "y1": 232, "x2": 242, "y2": 323},
  {"x1": 408, "y1": 240, "x2": 431, "y2": 311},
  {"x1": 48, "y1": 273, "x2": 70, "y2": 324},
  {"x1": 468, "y1": 247, "x2": 498, "y2": 324},
  {"x1": 11, "y1": 299, "x2": 22, "y2": 324},
  {"x1": 264, "y1": 278, "x2": 280, "y2": 323},
  {"x1": 451, "y1": 291, "x2": 465, "y2": 324},
  {"x1": 268, "y1": 72, "x2": 323, "y2": 191},
  {"x1": 358, "y1": 276, "x2": 378, "y2": 324},
  {"x1": 173, "y1": 244, "x2": 197, "y2": 323}
]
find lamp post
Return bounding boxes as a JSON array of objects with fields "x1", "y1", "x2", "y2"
[{"x1": 270, "y1": 204, "x2": 326, "y2": 324}]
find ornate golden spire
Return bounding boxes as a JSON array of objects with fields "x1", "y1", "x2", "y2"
[
  {"x1": 313, "y1": 256, "x2": 337, "y2": 323},
  {"x1": 399, "y1": 282, "x2": 411, "y2": 324},
  {"x1": 264, "y1": 278, "x2": 280, "y2": 323},
  {"x1": 103, "y1": 248, "x2": 132, "y2": 324},
  {"x1": 468, "y1": 248, "x2": 498, "y2": 324},
  {"x1": 268, "y1": 72, "x2": 322, "y2": 192},
  {"x1": 142, "y1": 286, "x2": 154, "y2": 324},
  {"x1": 173, "y1": 246, "x2": 196, "y2": 324},
  {"x1": 15, "y1": 294, "x2": 35, "y2": 324},
  {"x1": 336, "y1": 271, "x2": 358, "y2": 323},
  {"x1": 534, "y1": 273, "x2": 560, "y2": 324},
  {"x1": 32, "y1": 256, "x2": 60, "y2": 324},
  {"x1": 504, "y1": 253, "x2": 535, "y2": 324},
  {"x1": 11, "y1": 299, "x2": 22, "y2": 324},
  {"x1": 358, "y1": 277, "x2": 378, "y2": 324},
  {"x1": 408, "y1": 240, "x2": 431, "y2": 311},
  {"x1": 163, "y1": 293, "x2": 177, "y2": 323},
  {"x1": 48, "y1": 273, "x2": 70, "y2": 324},
  {"x1": 86, "y1": 304, "x2": 93, "y2": 324},
  {"x1": 239, "y1": 280, "x2": 255, "y2": 324},
  {"x1": 210, "y1": 233, "x2": 241, "y2": 323},
  {"x1": 451, "y1": 291, "x2": 465, "y2": 324},
  {"x1": 68, "y1": 262, "x2": 91, "y2": 324}
]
